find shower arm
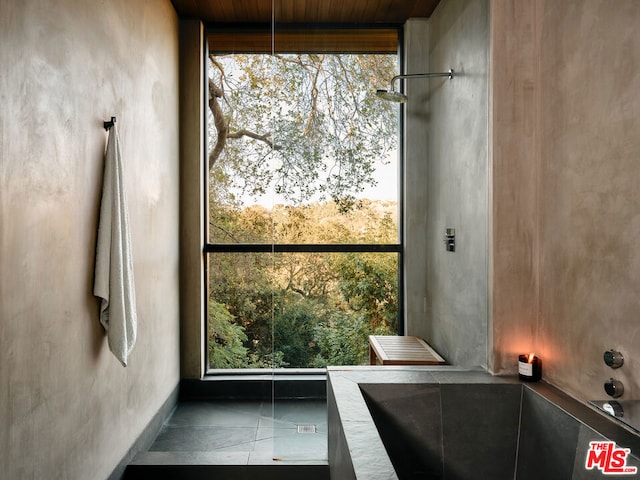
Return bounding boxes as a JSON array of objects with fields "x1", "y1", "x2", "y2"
[{"x1": 387, "y1": 69, "x2": 454, "y2": 91}]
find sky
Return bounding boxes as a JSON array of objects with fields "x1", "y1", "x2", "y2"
[{"x1": 245, "y1": 150, "x2": 399, "y2": 208}]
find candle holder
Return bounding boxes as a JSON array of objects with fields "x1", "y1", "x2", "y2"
[{"x1": 519, "y1": 353, "x2": 542, "y2": 382}]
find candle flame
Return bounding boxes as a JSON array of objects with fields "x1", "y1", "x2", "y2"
[{"x1": 528, "y1": 353, "x2": 536, "y2": 363}]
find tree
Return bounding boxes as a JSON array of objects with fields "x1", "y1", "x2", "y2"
[
  {"x1": 208, "y1": 301, "x2": 248, "y2": 368},
  {"x1": 207, "y1": 53, "x2": 398, "y2": 210},
  {"x1": 273, "y1": 297, "x2": 322, "y2": 368},
  {"x1": 206, "y1": 51, "x2": 401, "y2": 369},
  {"x1": 313, "y1": 311, "x2": 393, "y2": 367},
  {"x1": 208, "y1": 200, "x2": 399, "y2": 368},
  {"x1": 333, "y1": 252, "x2": 398, "y2": 330}
]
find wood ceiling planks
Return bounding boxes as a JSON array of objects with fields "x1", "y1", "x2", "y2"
[
  {"x1": 207, "y1": 28, "x2": 400, "y2": 53},
  {"x1": 171, "y1": 0, "x2": 441, "y2": 24}
]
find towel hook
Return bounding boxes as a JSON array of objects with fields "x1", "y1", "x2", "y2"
[{"x1": 103, "y1": 116, "x2": 116, "y2": 131}]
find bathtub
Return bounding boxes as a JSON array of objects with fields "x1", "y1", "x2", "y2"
[{"x1": 327, "y1": 367, "x2": 640, "y2": 480}]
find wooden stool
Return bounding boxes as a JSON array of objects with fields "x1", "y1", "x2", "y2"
[{"x1": 369, "y1": 335, "x2": 446, "y2": 365}]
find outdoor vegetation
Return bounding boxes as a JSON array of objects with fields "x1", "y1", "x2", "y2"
[{"x1": 206, "y1": 51, "x2": 400, "y2": 368}]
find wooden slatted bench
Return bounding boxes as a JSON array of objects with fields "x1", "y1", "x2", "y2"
[{"x1": 369, "y1": 335, "x2": 446, "y2": 365}]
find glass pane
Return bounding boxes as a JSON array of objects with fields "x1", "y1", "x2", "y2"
[
  {"x1": 207, "y1": 252, "x2": 399, "y2": 369},
  {"x1": 207, "y1": 251, "x2": 274, "y2": 369},
  {"x1": 206, "y1": 25, "x2": 401, "y2": 465},
  {"x1": 207, "y1": 53, "x2": 400, "y2": 245},
  {"x1": 206, "y1": 25, "x2": 401, "y2": 464}
]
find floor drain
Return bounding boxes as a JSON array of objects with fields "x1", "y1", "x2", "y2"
[{"x1": 296, "y1": 424, "x2": 317, "y2": 434}]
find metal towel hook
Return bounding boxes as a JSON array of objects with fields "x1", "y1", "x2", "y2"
[{"x1": 103, "y1": 116, "x2": 116, "y2": 131}]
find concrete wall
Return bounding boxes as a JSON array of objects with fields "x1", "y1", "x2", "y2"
[
  {"x1": 0, "y1": 1, "x2": 181, "y2": 478},
  {"x1": 490, "y1": 0, "x2": 640, "y2": 403},
  {"x1": 406, "y1": 0, "x2": 489, "y2": 367},
  {"x1": 488, "y1": 0, "x2": 540, "y2": 381},
  {"x1": 403, "y1": 19, "x2": 430, "y2": 337}
]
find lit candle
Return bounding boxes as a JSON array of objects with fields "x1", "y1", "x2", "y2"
[{"x1": 518, "y1": 353, "x2": 542, "y2": 381}]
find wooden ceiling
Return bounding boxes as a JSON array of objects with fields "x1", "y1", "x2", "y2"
[
  {"x1": 171, "y1": 0, "x2": 442, "y2": 25},
  {"x1": 206, "y1": 28, "x2": 400, "y2": 53}
]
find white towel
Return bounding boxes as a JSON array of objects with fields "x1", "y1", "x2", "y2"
[{"x1": 93, "y1": 124, "x2": 137, "y2": 366}]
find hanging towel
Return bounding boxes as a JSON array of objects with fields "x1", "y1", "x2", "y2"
[{"x1": 93, "y1": 124, "x2": 137, "y2": 366}]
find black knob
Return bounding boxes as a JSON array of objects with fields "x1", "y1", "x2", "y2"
[
  {"x1": 604, "y1": 378, "x2": 624, "y2": 398},
  {"x1": 604, "y1": 350, "x2": 624, "y2": 369}
]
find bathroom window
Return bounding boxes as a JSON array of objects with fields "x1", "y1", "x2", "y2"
[{"x1": 205, "y1": 28, "x2": 403, "y2": 370}]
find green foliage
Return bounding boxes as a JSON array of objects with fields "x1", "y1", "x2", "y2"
[
  {"x1": 273, "y1": 297, "x2": 322, "y2": 368},
  {"x1": 247, "y1": 351, "x2": 288, "y2": 369},
  {"x1": 313, "y1": 312, "x2": 394, "y2": 367},
  {"x1": 207, "y1": 301, "x2": 248, "y2": 368},
  {"x1": 333, "y1": 252, "x2": 399, "y2": 331},
  {"x1": 208, "y1": 200, "x2": 399, "y2": 369}
]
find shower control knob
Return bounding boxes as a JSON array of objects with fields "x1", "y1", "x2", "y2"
[
  {"x1": 604, "y1": 378, "x2": 624, "y2": 398},
  {"x1": 444, "y1": 228, "x2": 456, "y2": 252},
  {"x1": 604, "y1": 349, "x2": 624, "y2": 369}
]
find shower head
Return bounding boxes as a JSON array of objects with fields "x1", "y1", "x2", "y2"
[
  {"x1": 376, "y1": 69, "x2": 454, "y2": 103},
  {"x1": 376, "y1": 89, "x2": 408, "y2": 103}
]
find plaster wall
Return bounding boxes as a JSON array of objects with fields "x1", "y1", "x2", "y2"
[
  {"x1": 404, "y1": 19, "x2": 430, "y2": 338},
  {"x1": 490, "y1": 0, "x2": 640, "y2": 403},
  {"x1": 488, "y1": 0, "x2": 540, "y2": 376},
  {"x1": 0, "y1": 1, "x2": 181, "y2": 478},
  {"x1": 416, "y1": 0, "x2": 489, "y2": 367}
]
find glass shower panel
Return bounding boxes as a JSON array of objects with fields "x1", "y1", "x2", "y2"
[
  {"x1": 271, "y1": 14, "x2": 320, "y2": 461},
  {"x1": 269, "y1": 11, "x2": 402, "y2": 460},
  {"x1": 206, "y1": 13, "x2": 400, "y2": 462}
]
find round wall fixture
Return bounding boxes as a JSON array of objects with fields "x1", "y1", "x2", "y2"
[{"x1": 604, "y1": 349, "x2": 624, "y2": 369}]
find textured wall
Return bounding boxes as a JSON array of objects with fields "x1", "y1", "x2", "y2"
[
  {"x1": 489, "y1": 0, "x2": 540, "y2": 376},
  {"x1": 537, "y1": 0, "x2": 640, "y2": 402},
  {"x1": 0, "y1": 1, "x2": 181, "y2": 478},
  {"x1": 490, "y1": 0, "x2": 640, "y2": 403},
  {"x1": 419, "y1": 0, "x2": 489, "y2": 367},
  {"x1": 404, "y1": 19, "x2": 431, "y2": 338}
]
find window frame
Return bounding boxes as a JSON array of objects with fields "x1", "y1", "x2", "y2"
[{"x1": 204, "y1": 25, "x2": 406, "y2": 373}]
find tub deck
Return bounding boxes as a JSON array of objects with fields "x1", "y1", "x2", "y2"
[{"x1": 327, "y1": 366, "x2": 640, "y2": 480}]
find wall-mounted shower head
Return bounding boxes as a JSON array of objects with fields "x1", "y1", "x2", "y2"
[
  {"x1": 376, "y1": 69, "x2": 454, "y2": 103},
  {"x1": 375, "y1": 89, "x2": 408, "y2": 103}
]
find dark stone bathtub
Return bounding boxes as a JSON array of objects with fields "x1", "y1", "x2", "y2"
[{"x1": 327, "y1": 367, "x2": 640, "y2": 480}]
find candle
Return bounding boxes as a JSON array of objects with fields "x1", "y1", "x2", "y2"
[{"x1": 519, "y1": 353, "x2": 542, "y2": 381}]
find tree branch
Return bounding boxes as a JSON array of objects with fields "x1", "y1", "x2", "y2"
[
  {"x1": 208, "y1": 64, "x2": 279, "y2": 169},
  {"x1": 209, "y1": 221, "x2": 242, "y2": 243},
  {"x1": 305, "y1": 55, "x2": 324, "y2": 134},
  {"x1": 208, "y1": 78, "x2": 228, "y2": 169},
  {"x1": 227, "y1": 129, "x2": 279, "y2": 150}
]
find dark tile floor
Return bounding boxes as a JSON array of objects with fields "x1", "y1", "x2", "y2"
[{"x1": 149, "y1": 399, "x2": 328, "y2": 462}]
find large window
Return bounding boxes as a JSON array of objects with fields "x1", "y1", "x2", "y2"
[{"x1": 205, "y1": 31, "x2": 402, "y2": 370}]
